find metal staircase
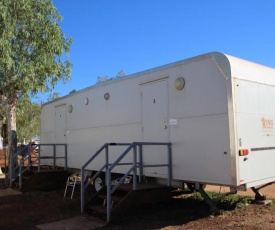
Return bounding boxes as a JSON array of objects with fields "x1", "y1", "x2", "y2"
[
  {"x1": 86, "y1": 182, "x2": 172, "y2": 220},
  {"x1": 81, "y1": 142, "x2": 172, "y2": 223},
  {"x1": 10, "y1": 143, "x2": 68, "y2": 192}
]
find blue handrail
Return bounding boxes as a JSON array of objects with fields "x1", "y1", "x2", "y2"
[
  {"x1": 10, "y1": 143, "x2": 67, "y2": 189},
  {"x1": 80, "y1": 142, "x2": 172, "y2": 223}
]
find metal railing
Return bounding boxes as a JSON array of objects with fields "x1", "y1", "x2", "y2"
[
  {"x1": 10, "y1": 143, "x2": 31, "y2": 187},
  {"x1": 81, "y1": 142, "x2": 172, "y2": 223},
  {"x1": 35, "y1": 143, "x2": 68, "y2": 172},
  {"x1": 10, "y1": 143, "x2": 67, "y2": 189}
]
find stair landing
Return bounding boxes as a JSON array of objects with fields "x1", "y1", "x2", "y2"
[{"x1": 13, "y1": 167, "x2": 68, "y2": 192}]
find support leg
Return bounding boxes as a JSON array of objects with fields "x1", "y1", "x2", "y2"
[
  {"x1": 197, "y1": 185, "x2": 238, "y2": 215},
  {"x1": 197, "y1": 185, "x2": 221, "y2": 215},
  {"x1": 251, "y1": 187, "x2": 266, "y2": 201}
]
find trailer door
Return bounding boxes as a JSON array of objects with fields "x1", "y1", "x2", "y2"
[
  {"x1": 141, "y1": 79, "x2": 169, "y2": 176},
  {"x1": 55, "y1": 105, "x2": 67, "y2": 143},
  {"x1": 54, "y1": 105, "x2": 67, "y2": 165}
]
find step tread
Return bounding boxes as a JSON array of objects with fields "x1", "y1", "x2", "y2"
[
  {"x1": 22, "y1": 176, "x2": 32, "y2": 180},
  {"x1": 98, "y1": 194, "x2": 123, "y2": 202}
]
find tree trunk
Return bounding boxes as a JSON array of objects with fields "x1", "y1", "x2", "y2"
[
  {"x1": 6, "y1": 99, "x2": 18, "y2": 180},
  {"x1": 6, "y1": 101, "x2": 17, "y2": 132},
  {"x1": 9, "y1": 130, "x2": 18, "y2": 181}
]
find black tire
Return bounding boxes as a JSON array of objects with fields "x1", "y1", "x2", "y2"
[
  {"x1": 186, "y1": 183, "x2": 196, "y2": 192},
  {"x1": 186, "y1": 183, "x2": 206, "y2": 192}
]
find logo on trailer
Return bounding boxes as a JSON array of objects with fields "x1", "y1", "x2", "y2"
[{"x1": 261, "y1": 117, "x2": 273, "y2": 130}]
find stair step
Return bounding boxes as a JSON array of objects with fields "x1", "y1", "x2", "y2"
[
  {"x1": 98, "y1": 195, "x2": 123, "y2": 203},
  {"x1": 115, "y1": 184, "x2": 133, "y2": 191},
  {"x1": 22, "y1": 176, "x2": 31, "y2": 180},
  {"x1": 87, "y1": 204, "x2": 107, "y2": 214},
  {"x1": 13, "y1": 181, "x2": 19, "y2": 186}
]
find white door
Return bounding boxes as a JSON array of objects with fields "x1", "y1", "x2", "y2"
[
  {"x1": 55, "y1": 105, "x2": 67, "y2": 143},
  {"x1": 141, "y1": 79, "x2": 169, "y2": 176},
  {"x1": 54, "y1": 105, "x2": 67, "y2": 165}
]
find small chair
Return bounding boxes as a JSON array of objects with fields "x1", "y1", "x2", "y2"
[{"x1": 64, "y1": 171, "x2": 88, "y2": 199}]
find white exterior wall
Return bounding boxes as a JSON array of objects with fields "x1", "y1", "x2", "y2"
[
  {"x1": 227, "y1": 55, "x2": 275, "y2": 188},
  {"x1": 40, "y1": 52, "x2": 275, "y2": 188},
  {"x1": 167, "y1": 58, "x2": 232, "y2": 185}
]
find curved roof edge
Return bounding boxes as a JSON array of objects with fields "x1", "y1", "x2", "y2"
[
  {"x1": 42, "y1": 51, "x2": 275, "y2": 108},
  {"x1": 210, "y1": 52, "x2": 232, "y2": 80},
  {"x1": 42, "y1": 52, "x2": 231, "y2": 107},
  {"x1": 223, "y1": 53, "x2": 275, "y2": 85}
]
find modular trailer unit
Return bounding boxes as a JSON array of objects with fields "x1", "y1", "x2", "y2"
[{"x1": 40, "y1": 52, "x2": 275, "y2": 191}]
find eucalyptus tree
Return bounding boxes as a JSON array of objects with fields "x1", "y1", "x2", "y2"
[
  {"x1": 47, "y1": 91, "x2": 60, "y2": 101},
  {"x1": 16, "y1": 96, "x2": 41, "y2": 144},
  {"x1": 0, "y1": 0, "x2": 72, "y2": 179},
  {"x1": 0, "y1": 96, "x2": 40, "y2": 145},
  {"x1": 0, "y1": 0, "x2": 72, "y2": 158}
]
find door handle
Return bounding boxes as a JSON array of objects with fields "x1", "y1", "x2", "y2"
[{"x1": 164, "y1": 116, "x2": 167, "y2": 129}]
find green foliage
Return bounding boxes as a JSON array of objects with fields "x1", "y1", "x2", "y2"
[
  {"x1": 0, "y1": 0, "x2": 73, "y2": 100},
  {"x1": 69, "y1": 89, "x2": 77, "y2": 94},
  {"x1": 0, "y1": 104, "x2": 5, "y2": 121},
  {"x1": 47, "y1": 91, "x2": 60, "y2": 101},
  {"x1": 0, "y1": 95, "x2": 40, "y2": 142},
  {"x1": 16, "y1": 96, "x2": 40, "y2": 143},
  {"x1": 186, "y1": 191, "x2": 252, "y2": 210},
  {"x1": 0, "y1": 0, "x2": 72, "y2": 155}
]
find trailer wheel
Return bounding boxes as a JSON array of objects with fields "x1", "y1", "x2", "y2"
[
  {"x1": 186, "y1": 183, "x2": 206, "y2": 192},
  {"x1": 93, "y1": 175, "x2": 105, "y2": 192},
  {"x1": 186, "y1": 183, "x2": 196, "y2": 192}
]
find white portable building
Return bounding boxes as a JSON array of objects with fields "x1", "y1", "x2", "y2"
[{"x1": 40, "y1": 52, "x2": 275, "y2": 190}]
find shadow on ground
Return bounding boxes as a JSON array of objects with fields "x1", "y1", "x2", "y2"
[
  {"x1": 0, "y1": 180, "x2": 253, "y2": 230},
  {"x1": 99, "y1": 189, "x2": 252, "y2": 229}
]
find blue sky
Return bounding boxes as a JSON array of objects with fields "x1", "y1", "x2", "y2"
[{"x1": 35, "y1": 0, "x2": 275, "y2": 103}]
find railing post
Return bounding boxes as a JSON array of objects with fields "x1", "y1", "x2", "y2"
[
  {"x1": 64, "y1": 144, "x2": 67, "y2": 170},
  {"x1": 27, "y1": 144, "x2": 31, "y2": 170},
  {"x1": 138, "y1": 143, "x2": 143, "y2": 183},
  {"x1": 38, "y1": 144, "x2": 41, "y2": 172},
  {"x1": 105, "y1": 144, "x2": 109, "y2": 183},
  {"x1": 81, "y1": 167, "x2": 85, "y2": 213},
  {"x1": 53, "y1": 144, "x2": 56, "y2": 168},
  {"x1": 133, "y1": 144, "x2": 137, "y2": 191},
  {"x1": 79, "y1": 142, "x2": 172, "y2": 221},
  {"x1": 19, "y1": 159, "x2": 23, "y2": 189},
  {"x1": 106, "y1": 167, "x2": 111, "y2": 223},
  {"x1": 167, "y1": 144, "x2": 172, "y2": 187}
]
